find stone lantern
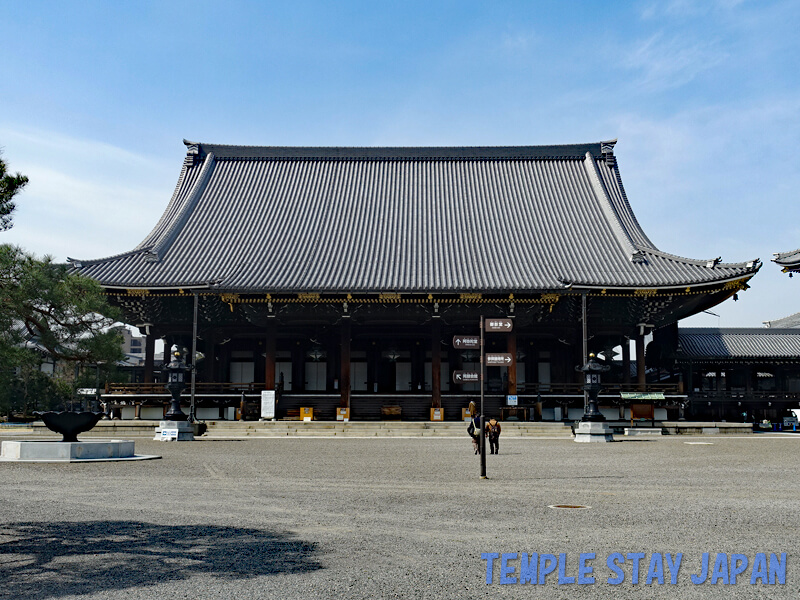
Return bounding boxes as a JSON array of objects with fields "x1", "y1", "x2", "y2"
[
  {"x1": 578, "y1": 353, "x2": 611, "y2": 422},
  {"x1": 574, "y1": 354, "x2": 614, "y2": 442},
  {"x1": 164, "y1": 346, "x2": 189, "y2": 421},
  {"x1": 154, "y1": 346, "x2": 195, "y2": 441}
]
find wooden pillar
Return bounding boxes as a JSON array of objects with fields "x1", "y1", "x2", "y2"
[
  {"x1": 507, "y1": 325, "x2": 517, "y2": 395},
  {"x1": 636, "y1": 334, "x2": 646, "y2": 391},
  {"x1": 264, "y1": 320, "x2": 276, "y2": 390},
  {"x1": 144, "y1": 334, "x2": 155, "y2": 383},
  {"x1": 340, "y1": 318, "x2": 351, "y2": 408},
  {"x1": 431, "y1": 317, "x2": 441, "y2": 408},
  {"x1": 622, "y1": 339, "x2": 631, "y2": 385}
]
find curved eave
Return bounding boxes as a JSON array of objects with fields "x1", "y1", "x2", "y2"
[
  {"x1": 77, "y1": 256, "x2": 760, "y2": 295},
  {"x1": 94, "y1": 276, "x2": 756, "y2": 298},
  {"x1": 67, "y1": 248, "x2": 152, "y2": 270},
  {"x1": 774, "y1": 248, "x2": 800, "y2": 272},
  {"x1": 559, "y1": 255, "x2": 760, "y2": 292},
  {"x1": 101, "y1": 282, "x2": 217, "y2": 291}
]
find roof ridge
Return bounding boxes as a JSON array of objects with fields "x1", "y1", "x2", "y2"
[
  {"x1": 145, "y1": 152, "x2": 216, "y2": 263},
  {"x1": 582, "y1": 152, "x2": 644, "y2": 263},
  {"x1": 135, "y1": 155, "x2": 192, "y2": 251},
  {"x1": 774, "y1": 248, "x2": 800, "y2": 258},
  {"x1": 605, "y1": 155, "x2": 658, "y2": 251},
  {"x1": 185, "y1": 140, "x2": 617, "y2": 161}
]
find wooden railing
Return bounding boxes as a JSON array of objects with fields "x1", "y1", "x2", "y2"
[
  {"x1": 686, "y1": 390, "x2": 800, "y2": 401},
  {"x1": 517, "y1": 383, "x2": 682, "y2": 395},
  {"x1": 105, "y1": 382, "x2": 269, "y2": 395},
  {"x1": 105, "y1": 381, "x2": 683, "y2": 396}
]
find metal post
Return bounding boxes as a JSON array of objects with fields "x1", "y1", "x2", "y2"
[
  {"x1": 480, "y1": 315, "x2": 487, "y2": 479},
  {"x1": 189, "y1": 291, "x2": 199, "y2": 423}
]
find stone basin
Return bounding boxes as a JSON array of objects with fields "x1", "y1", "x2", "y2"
[
  {"x1": 0, "y1": 440, "x2": 160, "y2": 462},
  {"x1": 35, "y1": 411, "x2": 104, "y2": 442}
]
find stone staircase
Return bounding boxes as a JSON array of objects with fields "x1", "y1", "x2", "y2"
[
  {"x1": 201, "y1": 420, "x2": 574, "y2": 438},
  {"x1": 14, "y1": 419, "x2": 574, "y2": 439}
]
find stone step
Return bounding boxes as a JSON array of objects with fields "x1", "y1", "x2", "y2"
[
  {"x1": 200, "y1": 422, "x2": 574, "y2": 438},
  {"x1": 17, "y1": 419, "x2": 574, "y2": 439}
]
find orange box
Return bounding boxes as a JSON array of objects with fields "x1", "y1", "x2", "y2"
[
  {"x1": 300, "y1": 407, "x2": 313, "y2": 421},
  {"x1": 461, "y1": 408, "x2": 472, "y2": 421},
  {"x1": 430, "y1": 407, "x2": 443, "y2": 421},
  {"x1": 336, "y1": 407, "x2": 350, "y2": 421}
]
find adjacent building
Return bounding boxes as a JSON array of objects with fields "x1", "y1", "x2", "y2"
[{"x1": 676, "y1": 327, "x2": 800, "y2": 422}]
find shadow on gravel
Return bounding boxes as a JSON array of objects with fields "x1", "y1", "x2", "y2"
[{"x1": 0, "y1": 520, "x2": 321, "y2": 599}]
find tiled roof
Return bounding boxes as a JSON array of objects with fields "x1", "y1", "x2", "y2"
[
  {"x1": 774, "y1": 249, "x2": 800, "y2": 272},
  {"x1": 71, "y1": 140, "x2": 760, "y2": 293},
  {"x1": 764, "y1": 312, "x2": 800, "y2": 328},
  {"x1": 678, "y1": 328, "x2": 800, "y2": 360}
]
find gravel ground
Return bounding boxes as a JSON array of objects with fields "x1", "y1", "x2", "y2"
[{"x1": 0, "y1": 433, "x2": 798, "y2": 599}]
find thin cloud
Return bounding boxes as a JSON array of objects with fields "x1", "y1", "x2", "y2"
[
  {"x1": 640, "y1": 0, "x2": 747, "y2": 20},
  {"x1": 622, "y1": 33, "x2": 727, "y2": 92},
  {"x1": 0, "y1": 127, "x2": 176, "y2": 261},
  {"x1": 500, "y1": 30, "x2": 536, "y2": 54}
]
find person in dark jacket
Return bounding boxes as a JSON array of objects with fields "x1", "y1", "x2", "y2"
[{"x1": 486, "y1": 418, "x2": 501, "y2": 454}]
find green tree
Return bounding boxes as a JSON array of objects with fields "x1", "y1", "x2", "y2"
[
  {"x1": 0, "y1": 354, "x2": 67, "y2": 417},
  {"x1": 0, "y1": 153, "x2": 123, "y2": 417},
  {"x1": 0, "y1": 153, "x2": 28, "y2": 231},
  {"x1": 0, "y1": 245, "x2": 124, "y2": 362},
  {"x1": 0, "y1": 247, "x2": 125, "y2": 417}
]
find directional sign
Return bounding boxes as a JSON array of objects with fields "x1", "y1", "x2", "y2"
[
  {"x1": 452, "y1": 370, "x2": 480, "y2": 384},
  {"x1": 485, "y1": 318, "x2": 513, "y2": 332},
  {"x1": 485, "y1": 353, "x2": 514, "y2": 366},
  {"x1": 452, "y1": 335, "x2": 480, "y2": 349}
]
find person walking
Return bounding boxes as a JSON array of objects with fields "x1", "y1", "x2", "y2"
[
  {"x1": 467, "y1": 401, "x2": 481, "y2": 454},
  {"x1": 486, "y1": 418, "x2": 501, "y2": 454}
]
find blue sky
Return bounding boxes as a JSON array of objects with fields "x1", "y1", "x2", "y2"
[{"x1": 1, "y1": 0, "x2": 798, "y2": 327}]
